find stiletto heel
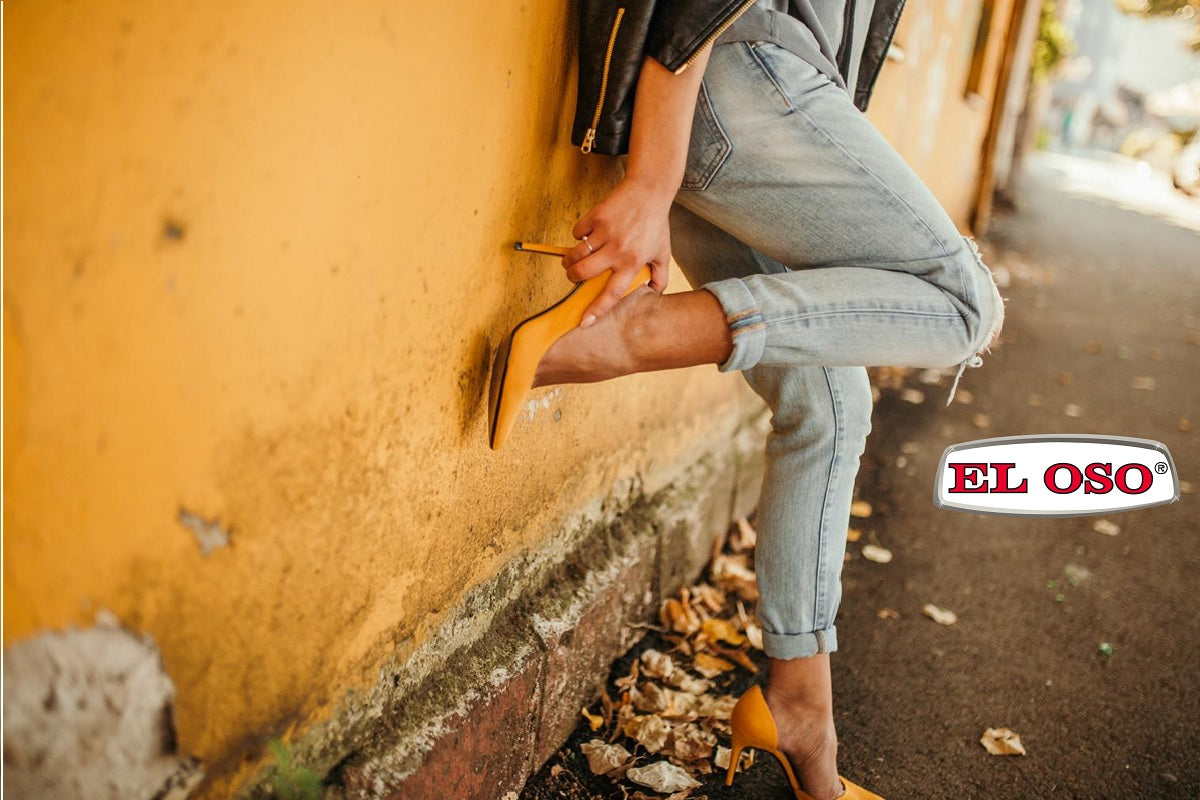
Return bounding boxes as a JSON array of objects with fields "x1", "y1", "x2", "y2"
[
  {"x1": 724, "y1": 741, "x2": 744, "y2": 787},
  {"x1": 488, "y1": 241, "x2": 651, "y2": 450},
  {"x1": 727, "y1": 686, "x2": 885, "y2": 800}
]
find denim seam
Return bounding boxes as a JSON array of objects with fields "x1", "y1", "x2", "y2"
[
  {"x1": 764, "y1": 307, "x2": 963, "y2": 326},
  {"x1": 956, "y1": 240, "x2": 972, "y2": 339},
  {"x1": 813, "y1": 366, "x2": 841, "y2": 631},
  {"x1": 680, "y1": 81, "x2": 734, "y2": 192},
  {"x1": 702, "y1": 280, "x2": 767, "y2": 371},
  {"x1": 744, "y1": 42, "x2": 799, "y2": 114},
  {"x1": 761, "y1": 627, "x2": 838, "y2": 658}
]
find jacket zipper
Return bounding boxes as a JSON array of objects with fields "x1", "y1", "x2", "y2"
[
  {"x1": 582, "y1": 7, "x2": 626, "y2": 154},
  {"x1": 673, "y1": 0, "x2": 759, "y2": 75}
]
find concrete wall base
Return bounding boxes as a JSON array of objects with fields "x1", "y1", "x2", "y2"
[{"x1": 235, "y1": 405, "x2": 768, "y2": 800}]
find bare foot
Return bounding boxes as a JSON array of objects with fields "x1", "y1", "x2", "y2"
[
  {"x1": 532, "y1": 286, "x2": 655, "y2": 387},
  {"x1": 762, "y1": 688, "x2": 843, "y2": 800},
  {"x1": 532, "y1": 284, "x2": 732, "y2": 387}
]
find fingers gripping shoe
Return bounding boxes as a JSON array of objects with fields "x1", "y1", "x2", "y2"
[{"x1": 488, "y1": 242, "x2": 651, "y2": 450}]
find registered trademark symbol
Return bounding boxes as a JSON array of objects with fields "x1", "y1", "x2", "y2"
[{"x1": 1155, "y1": 462, "x2": 1169, "y2": 474}]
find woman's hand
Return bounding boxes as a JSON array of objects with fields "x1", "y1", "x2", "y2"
[
  {"x1": 559, "y1": 46, "x2": 714, "y2": 328},
  {"x1": 561, "y1": 176, "x2": 674, "y2": 328}
]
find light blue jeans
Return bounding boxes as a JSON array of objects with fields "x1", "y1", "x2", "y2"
[{"x1": 669, "y1": 42, "x2": 1005, "y2": 659}]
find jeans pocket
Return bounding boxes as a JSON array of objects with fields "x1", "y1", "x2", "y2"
[{"x1": 680, "y1": 81, "x2": 732, "y2": 192}]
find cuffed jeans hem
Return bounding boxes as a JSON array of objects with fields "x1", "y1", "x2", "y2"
[
  {"x1": 702, "y1": 277, "x2": 766, "y2": 373},
  {"x1": 762, "y1": 625, "x2": 838, "y2": 659}
]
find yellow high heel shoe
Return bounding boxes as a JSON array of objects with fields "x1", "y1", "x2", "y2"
[
  {"x1": 727, "y1": 686, "x2": 885, "y2": 800},
  {"x1": 488, "y1": 241, "x2": 652, "y2": 450}
]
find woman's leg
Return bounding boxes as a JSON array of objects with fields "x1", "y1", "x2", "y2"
[
  {"x1": 536, "y1": 39, "x2": 1004, "y2": 800},
  {"x1": 668, "y1": 205, "x2": 870, "y2": 800}
]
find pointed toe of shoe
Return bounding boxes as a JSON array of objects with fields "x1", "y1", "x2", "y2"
[{"x1": 839, "y1": 776, "x2": 885, "y2": 800}]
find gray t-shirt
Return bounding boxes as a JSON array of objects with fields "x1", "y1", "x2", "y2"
[{"x1": 715, "y1": 0, "x2": 877, "y2": 96}]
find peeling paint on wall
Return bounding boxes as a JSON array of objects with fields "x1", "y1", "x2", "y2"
[
  {"x1": 3, "y1": 610, "x2": 204, "y2": 799},
  {"x1": 522, "y1": 387, "x2": 562, "y2": 422},
  {"x1": 178, "y1": 508, "x2": 231, "y2": 555}
]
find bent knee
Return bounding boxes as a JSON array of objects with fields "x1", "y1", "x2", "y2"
[{"x1": 959, "y1": 238, "x2": 1006, "y2": 357}]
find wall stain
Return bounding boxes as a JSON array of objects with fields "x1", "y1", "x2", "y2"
[{"x1": 457, "y1": 331, "x2": 493, "y2": 440}]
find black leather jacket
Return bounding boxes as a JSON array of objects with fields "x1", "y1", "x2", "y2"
[{"x1": 571, "y1": 0, "x2": 907, "y2": 156}]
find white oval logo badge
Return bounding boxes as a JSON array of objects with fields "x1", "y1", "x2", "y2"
[{"x1": 934, "y1": 435, "x2": 1179, "y2": 517}]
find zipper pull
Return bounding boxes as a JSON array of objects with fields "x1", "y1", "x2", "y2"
[{"x1": 581, "y1": 128, "x2": 596, "y2": 154}]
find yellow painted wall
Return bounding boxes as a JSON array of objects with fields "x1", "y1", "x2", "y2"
[
  {"x1": 4, "y1": 0, "x2": 1015, "y2": 795},
  {"x1": 4, "y1": 0, "x2": 756, "y2": 793},
  {"x1": 869, "y1": 0, "x2": 1018, "y2": 229}
]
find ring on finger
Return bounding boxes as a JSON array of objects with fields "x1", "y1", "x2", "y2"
[{"x1": 582, "y1": 234, "x2": 595, "y2": 254}]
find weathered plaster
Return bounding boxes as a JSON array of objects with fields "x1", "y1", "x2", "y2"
[{"x1": 3, "y1": 611, "x2": 203, "y2": 799}]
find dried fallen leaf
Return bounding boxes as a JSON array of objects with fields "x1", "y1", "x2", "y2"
[
  {"x1": 580, "y1": 739, "x2": 632, "y2": 775},
  {"x1": 1058, "y1": 372, "x2": 1074, "y2": 385},
  {"x1": 641, "y1": 649, "x2": 675, "y2": 681},
  {"x1": 666, "y1": 670, "x2": 712, "y2": 695},
  {"x1": 714, "y1": 745, "x2": 755, "y2": 772},
  {"x1": 660, "y1": 597, "x2": 701, "y2": 636},
  {"x1": 744, "y1": 622, "x2": 764, "y2": 651},
  {"x1": 580, "y1": 705, "x2": 605, "y2": 731},
  {"x1": 1062, "y1": 563, "x2": 1091, "y2": 586},
  {"x1": 972, "y1": 413, "x2": 991, "y2": 429},
  {"x1": 612, "y1": 694, "x2": 635, "y2": 743},
  {"x1": 668, "y1": 723, "x2": 718, "y2": 761},
  {"x1": 616, "y1": 659, "x2": 640, "y2": 693},
  {"x1": 850, "y1": 500, "x2": 873, "y2": 518},
  {"x1": 695, "y1": 693, "x2": 738, "y2": 720},
  {"x1": 626, "y1": 761, "x2": 701, "y2": 793},
  {"x1": 632, "y1": 683, "x2": 674, "y2": 714},
  {"x1": 900, "y1": 441, "x2": 921, "y2": 454},
  {"x1": 1131, "y1": 377, "x2": 1156, "y2": 391},
  {"x1": 923, "y1": 603, "x2": 958, "y2": 625},
  {"x1": 1179, "y1": 418, "x2": 1192, "y2": 433},
  {"x1": 901, "y1": 388, "x2": 926, "y2": 404},
  {"x1": 1181, "y1": 481, "x2": 1194, "y2": 494},
  {"x1": 693, "y1": 652, "x2": 736, "y2": 678},
  {"x1": 1093, "y1": 519, "x2": 1120, "y2": 537},
  {"x1": 955, "y1": 389, "x2": 975, "y2": 405},
  {"x1": 1085, "y1": 341, "x2": 1103, "y2": 354},
  {"x1": 1027, "y1": 393, "x2": 1043, "y2": 407},
  {"x1": 877, "y1": 608, "x2": 900, "y2": 620},
  {"x1": 862, "y1": 544, "x2": 893, "y2": 564},
  {"x1": 731, "y1": 517, "x2": 758, "y2": 553},
  {"x1": 623, "y1": 714, "x2": 673, "y2": 753},
  {"x1": 919, "y1": 368, "x2": 944, "y2": 385},
  {"x1": 711, "y1": 554, "x2": 759, "y2": 602},
  {"x1": 1149, "y1": 348, "x2": 1165, "y2": 361},
  {"x1": 847, "y1": 527, "x2": 863, "y2": 543},
  {"x1": 1118, "y1": 345, "x2": 1133, "y2": 359},
  {"x1": 691, "y1": 583, "x2": 727, "y2": 615},
  {"x1": 1064, "y1": 404, "x2": 1083, "y2": 418},
  {"x1": 980, "y1": 727, "x2": 1026, "y2": 756},
  {"x1": 712, "y1": 644, "x2": 759, "y2": 674},
  {"x1": 701, "y1": 618, "x2": 747, "y2": 647}
]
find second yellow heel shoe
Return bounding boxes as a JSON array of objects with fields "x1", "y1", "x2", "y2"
[
  {"x1": 488, "y1": 242, "x2": 652, "y2": 450},
  {"x1": 727, "y1": 686, "x2": 885, "y2": 800}
]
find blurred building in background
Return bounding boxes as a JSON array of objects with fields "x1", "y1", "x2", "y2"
[{"x1": 1049, "y1": 0, "x2": 1200, "y2": 169}]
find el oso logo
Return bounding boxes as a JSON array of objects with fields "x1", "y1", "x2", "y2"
[{"x1": 933, "y1": 435, "x2": 1178, "y2": 517}]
